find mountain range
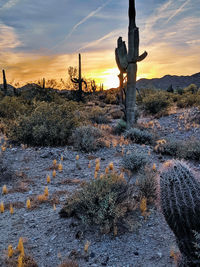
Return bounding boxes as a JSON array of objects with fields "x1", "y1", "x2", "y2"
[{"x1": 136, "y1": 72, "x2": 200, "y2": 90}]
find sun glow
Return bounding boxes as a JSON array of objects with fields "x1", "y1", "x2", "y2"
[{"x1": 87, "y1": 68, "x2": 120, "y2": 90}]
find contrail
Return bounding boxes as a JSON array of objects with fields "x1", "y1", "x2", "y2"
[
  {"x1": 48, "y1": 0, "x2": 112, "y2": 52},
  {"x1": 77, "y1": 29, "x2": 121, "y2": 52},
  {"x1": 67, "y1": 0, "x2": 112, "y2": 39},
  {"x1": 166, "y1": 0, "x2": 190, "y2": 23}
]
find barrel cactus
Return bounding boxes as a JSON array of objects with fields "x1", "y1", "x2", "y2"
[{"x1": 159, "y1": 160, "x2": 200, "y2": 266}]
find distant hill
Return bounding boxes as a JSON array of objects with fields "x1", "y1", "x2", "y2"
[{"x1": 136, "y1": 72, "x2": 200, "y2": 90}]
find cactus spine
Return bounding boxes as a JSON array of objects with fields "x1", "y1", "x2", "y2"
[
  {"x1": 2, "y1": 69, "x2": 7, "y2": 95},
  {"x1": 115, "y1": 0, "x2": 147, "y2": 128},
  {"x1": 71, "y1": 53, "x2": 87, "y2": 101},
  {"x1": 160, "y1": 160, "x2": 200, "y2": 266}
]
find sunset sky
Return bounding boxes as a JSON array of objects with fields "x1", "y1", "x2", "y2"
[{"x1": 0, "y1": 0, "x2": 199, "y2": 89}]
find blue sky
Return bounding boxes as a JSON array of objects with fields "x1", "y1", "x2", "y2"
[{"x1": 0, "y1": 0, "x2": 199, "y2": 88}]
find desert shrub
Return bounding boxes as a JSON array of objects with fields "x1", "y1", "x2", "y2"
[
  {"x1": 8, "y1": 101, "x2": 80, "y2": 146},
  {"x1": 142, "y1": 91, "x2": 172, "y2": 115},
  {"x1": 0, "y1": 96, "x2": 31, "y2": 119},
  {"x1": 154, "y1": 138, "x2": 200, "y2": 160},
  {"x1": 5, "y1": 255, "x2": 38, "y2": 267},
  {"x1": 103, "y1": 89, "x2": 119, "y2": 104},
  {"x1": 137, "y1": 165, "x2": 157, "y2": 202},
  {"x1": 58, "y1": 259, "x2": 78, "y2": 267},
  {"x1": 176, "y1": 92, "x2": 200, "y2": 108},
  {"x1": 60, "y1": 172, "x2": 138, "y2": 233},
  {"x1": 122, "y1": 150, "x2": 148, "y2": 172},
  {"x1": 124, "y1": 127, "x2": 153, "y2": 145},
  {"x1": 20, "y1": 84, "x2": 62, "y2": 103},
  {"x1": 89, "y1": 106, "x2": 110, "y2": 124},
  {"x1": 71, "y1": 125, "x2": 105, "y2": 152},
  {"x1": 184, "y1": 84, "x2": 198, "y2": 94},
  {"x1": 113, "y1": 119, "x2": 127, "y2": 134}
]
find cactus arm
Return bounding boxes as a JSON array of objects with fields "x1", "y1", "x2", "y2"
[
  {"x1": 137, "y1": 51, "x2": 148, "y2": 62},
  {"x1": 83, "y1": 80, "x2": 87, "y2": 89}
]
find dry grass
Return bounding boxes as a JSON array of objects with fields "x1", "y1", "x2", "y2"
[{"x1": 58, "y1": 259, "x2": 78, "y2": 267}]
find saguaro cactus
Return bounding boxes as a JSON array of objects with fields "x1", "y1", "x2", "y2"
[
  {"x1": 42, "y1": 78, "x2": 45, "y2": 89},
  {"x1": 160, "y1": 160, "x2": 200, "y2": 266},
  {"x1": 91, "y1": 80, "x2": 96, "y2": 93},
  {"x1": 71, "y1": 53, "x2": 87, "y2": 101},
  {"x1": 115, "y1": 0, "x2": 147, "y2": 128},
  {"x1": 2, "y1": 69, "x2": 7, "y2": 95}
]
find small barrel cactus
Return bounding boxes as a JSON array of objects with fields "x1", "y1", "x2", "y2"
[{"x1": 159, "y1": 160, "x2": 200, "y2": 266}]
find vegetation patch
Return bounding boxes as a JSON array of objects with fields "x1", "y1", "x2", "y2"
[
  {"x1": 122, "y1": 150, "x2": 149, "y2": 172},
  {"x1": 71, "y1": 125, "x2": 105, "y2": 152},
  {"x1": 137, "y1": 165, "x2": 158, "y2": 202},
  {"x1": 154, "y1": 138, "x2": 200, "y2": 160},
  {"x1": 60, "y1": 172, "x2": 138, "y2": 234},
  {"x1": 124, "y1": 127, "x2": 153, "y2": 145},
  {"x1": 8, "y1": 101, "x2": 80, "y2": 146}
]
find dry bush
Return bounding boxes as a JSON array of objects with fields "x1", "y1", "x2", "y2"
[
  {"x1": 124, "y1": 127, "x2": 153, "y2": 145},
  {"x1": 89, "y1": 106, "x2": 110, "y2": 124},
  {"x1": 60, "y1": 172, "x2": 139, "y2": 233},
  {"x1": 122, "y1": 150, "x2": 149, "y2": 172},
  {"x1": 154, "y1": 138, "x2": 200, "y2": 160},
  {"x1": 5, "y1": 255, "x2": 38, "y2": 267},
  {"x1": 58, "y1": 259, "x2": 78, "y2": 267},
  {"x1": 70, "y1": 125, "x2": 105, "y2": 152},
  {"x1": 137, "y1": 165, "x2": 158, "y2": 202}
]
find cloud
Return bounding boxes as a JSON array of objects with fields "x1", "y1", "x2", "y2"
[
  {"x1": 0, "y1": 23, "x2": 21, "y2": 50},
  {"x1": 166, "y1": 0, "x2": 190, "y2": 23},
  {"x1": 0, "y1": 0, "x2": 20, "y2": 10},
  {"x1": 77, "y1": 29, "x2": 122, "y2": 52},
  {"x1": 49, "y1": 0, "x2": 112, "y2": 52}
]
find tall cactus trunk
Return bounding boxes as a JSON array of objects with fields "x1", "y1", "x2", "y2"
[
  {"x1": 71, "y1": 54, "x2": 87, "y2": 102},
  {"x1": 42, "y1": 78, "x2": 45, "y2": 89},
  {"x1": 78, "y1": 53, "x2": 82, "y2": 101},
  {"x1": 115, "y1": 0, "x2": 147, "y2": 129},
  {"x1": 2, "y1": 69, "x2": 7, "y2": 96},
  {"x1": 126, "y1": 0, "x2": 138, "y2": 128}
]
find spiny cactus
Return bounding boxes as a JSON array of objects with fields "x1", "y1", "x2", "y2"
[
  {"x1": 71, "y1": 53, "x2": 87, "y2": 101},
  {"x1": 42, "y1": 78, "x2": 45, "y2": 89},
  {"x1": 160, "y1": 160, "x2": 200, "y2": 266},
  {"x1": 2, "y1": 69, "x2": 7, "y2": 95},
  {"x1": 115, "y1": 0, "x2": 147, "y2": 128},
  {"x1": 91, "y1": 80, "x2": 96, "y2": 93}
]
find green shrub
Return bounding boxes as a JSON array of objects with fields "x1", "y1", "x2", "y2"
[
  {"x1": 142, "y1": 91, "x2": 172, "y2": 115},
  {"x1": 71, "y1": 125, "x2": 105, "y2": 152},
  {"x1": 137, "y1": 165, "x2": 157, "y2": 202},
  {"x1": 59, "y1": 172, "x2": 137, "y2": 233},
  {"x1": 124, "y1": 127, "x2": 153, "y2": 144},
  {"x1": 0, "y1": 96, "x2": 31, "y2": 119},
  {"x1": 155, "y1": 138, "x2": 200, "y2": 160},
  {"x1": 122, "y1": 150, "x2": 148, "y2": 172},
  {"x1": 184, "y1": 84, "x2": 198, "y2": 94},
  {"x1": 176, "y1": 92, "x2": 200, "y2": 108},
  {"x1": 89, "y1": 107, "x2": 110, "y2": 124},
  {"x1": 8, "y1": 101, "x2": 80, "y2": 146}
]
